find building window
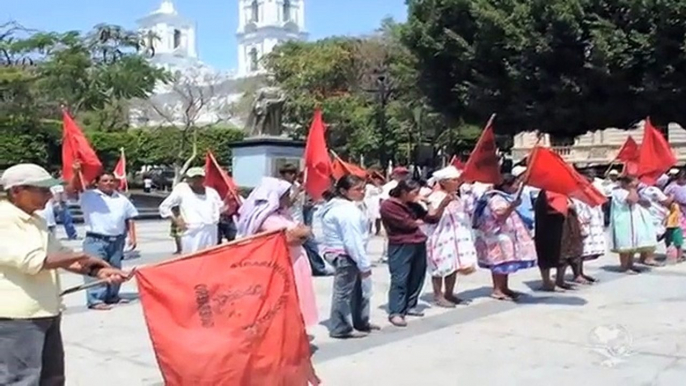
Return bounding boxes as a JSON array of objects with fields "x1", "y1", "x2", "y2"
[
  {"x1": 173, "y1": 29, "x2": 181, "y2": 49},
  {"x1": 251, "y1": 0, "x2": 259, "y2": 22},
  {"x1": 283, "y1": 0, "x2": 291, "y2": 22},
  {"x1": 249, "y1": 48, "x2": 258, "y2": 72}
]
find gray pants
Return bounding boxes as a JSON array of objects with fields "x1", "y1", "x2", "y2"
[
  {"x1": 329, "y1": 255, "x2": 371, "y2": 337},
  {"x1": 0, "y1": 316, "x2": 64, "y2": 386}
]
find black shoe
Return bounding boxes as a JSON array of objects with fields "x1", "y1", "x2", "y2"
[
  {"x1": 356, "y1": 324, "x2": 381, "y2": 333},
  {"x1": 330, "y1": 331, "x2": 369, "y2": 339}
]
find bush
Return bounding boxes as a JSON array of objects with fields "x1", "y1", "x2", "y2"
[{"x1": 0, "y1": 123, "x2": 244, "y2": 171}]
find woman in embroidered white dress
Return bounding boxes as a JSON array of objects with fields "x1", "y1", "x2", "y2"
[
  {"x1": 424, "y1": 166, "x2": 477, "y2": 307},
  {"x1": 573, "y1": 197, "x2": 605, "y2": 284}
]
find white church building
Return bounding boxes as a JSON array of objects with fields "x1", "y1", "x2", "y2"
[{"x1": 130, "y1": 0, "x2": 307, "y2": 127}]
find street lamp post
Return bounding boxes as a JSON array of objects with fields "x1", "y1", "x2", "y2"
[{"x1": 366, "y1": 66, "x2": 394, "y2": 167}]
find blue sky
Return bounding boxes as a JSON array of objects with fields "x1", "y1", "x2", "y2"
[{"x1": 4, "y1": 0, "x2": 408, "y2": 70}]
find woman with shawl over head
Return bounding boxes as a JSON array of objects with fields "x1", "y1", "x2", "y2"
[
  {"x1": 320, "y1": 175, "x2": 380, "y2": 339},
  {"x1": 534, "y1": 191, "x2": 584, "y2": 291},
  {"x1": 424, "y1": 166, "x2": 477, "y2": 307},
  {"x1": 380, "y1": 179, "x2": 450, "y2": 327},
  {"x1": 472, "y1": 174, "x2": 537, "y2": 301},
  {"x1": 236, "y1": 177, "x2": 318, "y2": 328},
  {"x1": 610, "y1": 175, "x2": 656, "y2": 273}
]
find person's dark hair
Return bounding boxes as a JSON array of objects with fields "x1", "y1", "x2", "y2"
[
  {"x1": 494, "y1": 173, "x2": 518, "y2": 191},
  {"x1": 333, "y1": 174, "x2": 365, "y2": 200},
  {"x1": 94, "y1": 172, "x2": 114, "y2": 183},
  {"x1": 677, "y1": 170, "x2": 686, "y2": 180},
  {"x1": 278, "y1": 163, "x2": 298, "y2": 175},
  {"x1": 389, "y1": 179, "x2": 421, "y2": 198}
]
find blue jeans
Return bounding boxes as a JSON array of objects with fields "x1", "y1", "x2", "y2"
[
  {"x1": 55, "y1": 204, "x2": 77, "y2": 239},
  {"x1": 329, "y1": 255, "x2": 370, "y2": 336},
  {"x1": 387, "y1": 243, "x2": 427, "y2": 317},
  {"x1": 83, "y1": 234, "x2": 126, "y2": 307}
]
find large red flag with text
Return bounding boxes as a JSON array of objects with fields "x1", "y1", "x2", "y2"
[
  {"x1": 113, "y1": 148, "x2": 128, "y2": 192},
  {"x1": 614, "y1": 136, "x2": 640, "y2": 176},
  {"x1": 637, "y1": 117, "x2": 677, "y2": 185},
  {"x1": 135, "y1": 231, "x2": 320, "y2": 386},
  {"x1": 526, "y1": 146, "x2": 606, "y2": 207},
  {"x1": 461, "y1": 115, "x2": 502, "y2": 184},
  {"x1": 204, "y1": 151, "x2": 241, "y2": 215},
  {"x1": 62, "y1": 111, "x2": 102, "y2": 189},
  {"x1": 304, "y1": 109, "x2": 332, "y2": 200},
  {"x1": 331, "y1": 154, "x2": 367, "y2": 181}
]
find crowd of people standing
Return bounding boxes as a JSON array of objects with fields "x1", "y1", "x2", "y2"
[{"x1": 2, "y1": 156, "x2": 684, "y2": 384}]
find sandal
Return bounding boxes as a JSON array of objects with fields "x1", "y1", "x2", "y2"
[
  {"x1": 490, "y1": 292, "x2": 513, "y2": 301},
  {"x1": 503, "y1": 289, "x2": 523, "y2": 300},
  {"x1": 433, "y1": 297, "x2": 456, "y2": 308},
  {"x1": 445, "y1": 294, "x2": 471, "y2": 305}
]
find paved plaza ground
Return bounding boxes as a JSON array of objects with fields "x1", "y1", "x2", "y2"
[{"x1": 55, "y1": 220, "x2": 686, "y2": 386}]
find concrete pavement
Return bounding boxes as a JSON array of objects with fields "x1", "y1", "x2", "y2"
[{"x1": 55, "y1": 221, "x2": 686, "y2": 386}]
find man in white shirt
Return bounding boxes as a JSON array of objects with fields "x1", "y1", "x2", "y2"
[
  {"x1": 68, "y1": 162, "x2": 139, "y2": 310},
  {"x1": 159, "y1": 167, "x2": 223, "y2": 254},
  {"x1": 36, "y1": 198, "x2": 57, "y2": 235}
]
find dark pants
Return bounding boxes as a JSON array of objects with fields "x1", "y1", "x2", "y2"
[
  {"x1": 387, "y1": 242, "x2": 427, "y2": 317},
  {"x1": 217, "y1": 219, "x2": 237, "y2": 243},
  {"x1": 0, "y1": 316, "x2": 64, "y2": 386},
  {"x1": 303, "y1": 237, "x2": 329, "y2": 276},
  {"x1": 303, "y1": 205, "x2": 314, "y2": 226},
  {"x1": 83, "y1": 233, "x2": 126, "y2": 307},
  {"x1": 329, "y1": 255, "x2": 370, "y2": 336}
]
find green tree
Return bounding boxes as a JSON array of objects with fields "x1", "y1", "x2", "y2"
[
  {"x1": 403, "y1": 0, "x2": 686, "y2": 138},
  {"x1": 0, "y1": 22, "x2": 168, "y2": 168}
]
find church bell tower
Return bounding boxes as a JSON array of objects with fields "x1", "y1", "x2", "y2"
[{"x1": 236, "y1": 0, "x2": 308, "y2": 77}]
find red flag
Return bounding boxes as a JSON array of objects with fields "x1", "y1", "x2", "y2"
[
  {"x1": 331, "y1": 154, "x2": 367, "y2": 181},
  {"x1": 304, "y1": 109, "x2": 332, "y2": 200},
  {"x1": 637, "y1": 117, "x2": 677, "y2": 184},
  {"x1": 61, "y1": 111, "x2": 102, "y2": 189},
  {"x1": 614, "y1": 136, "x2": 640, "y2": 176},
  {"x1": 204, "y1": 151, "x2": 241, "y2": 215},
  {"x1": 615, "y1": 136, "x2": 639, "y2": 163},
  {"x1": 135, "y1": 231, "x2": 320, "y2": 386},
  {"x1": 526, "y1": 146, "x2": 606, "y2": 207},
  {"x1": 450, "y1": 156, "x2": 465, "y2": 170},
  {"x1": 461, "y1": 115, "x2": 502, "y2": 184},
  {"x1": 113, "y1": 148, "x2": 128, "y2": 192}
]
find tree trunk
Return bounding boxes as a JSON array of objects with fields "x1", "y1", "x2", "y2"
[{"x1": 173, "y1": 127, "x2": 198, "y2": 186}]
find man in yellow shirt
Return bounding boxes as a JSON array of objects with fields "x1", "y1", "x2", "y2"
[{"x1": 0, "y1": 164, "x2": 129, "y2": 386}]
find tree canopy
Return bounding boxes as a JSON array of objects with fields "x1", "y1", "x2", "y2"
[
  {"x1": 263, "y1": 19, "x2": 480, "y2": 165},
  {"x1": 402, "y1": 0, "x2": 686, "y2": 138},
  {"x1": 0, "y1": 22, "x2": 244, "y2": 170}
]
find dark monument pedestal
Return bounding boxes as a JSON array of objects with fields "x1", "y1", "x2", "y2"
[{"x1": 229, "y1": 136, "x2": 305, "y2": 188}]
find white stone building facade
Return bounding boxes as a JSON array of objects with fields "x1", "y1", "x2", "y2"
[
  {"x1": 131, "y1": 0, "x2": 308, "y2": 127},
  {"x1": 511, "y1": 122, "x2": 686, "y2": 166}
]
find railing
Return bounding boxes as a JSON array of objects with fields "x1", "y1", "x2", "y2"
[{"x1": 551, "y1": 146, "x2": 572, "y2": 156}]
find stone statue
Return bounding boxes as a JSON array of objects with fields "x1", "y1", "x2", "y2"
[{"x1": 245, "y1": 86, "x2": 287, "y2": 137}]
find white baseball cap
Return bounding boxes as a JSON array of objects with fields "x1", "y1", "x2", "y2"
[
  {"x1": 512, "y1": 165, "x2": 527, "y2": 177},
  {"x1": 185, "y1": 167, "x2": 206, "y2": 178},
  {"x1": 608, "y1": 170, "x2": 619, "y2": 176},
  {"x1": 1, "y1": 164, "x2": 62, "y2": 190}
]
